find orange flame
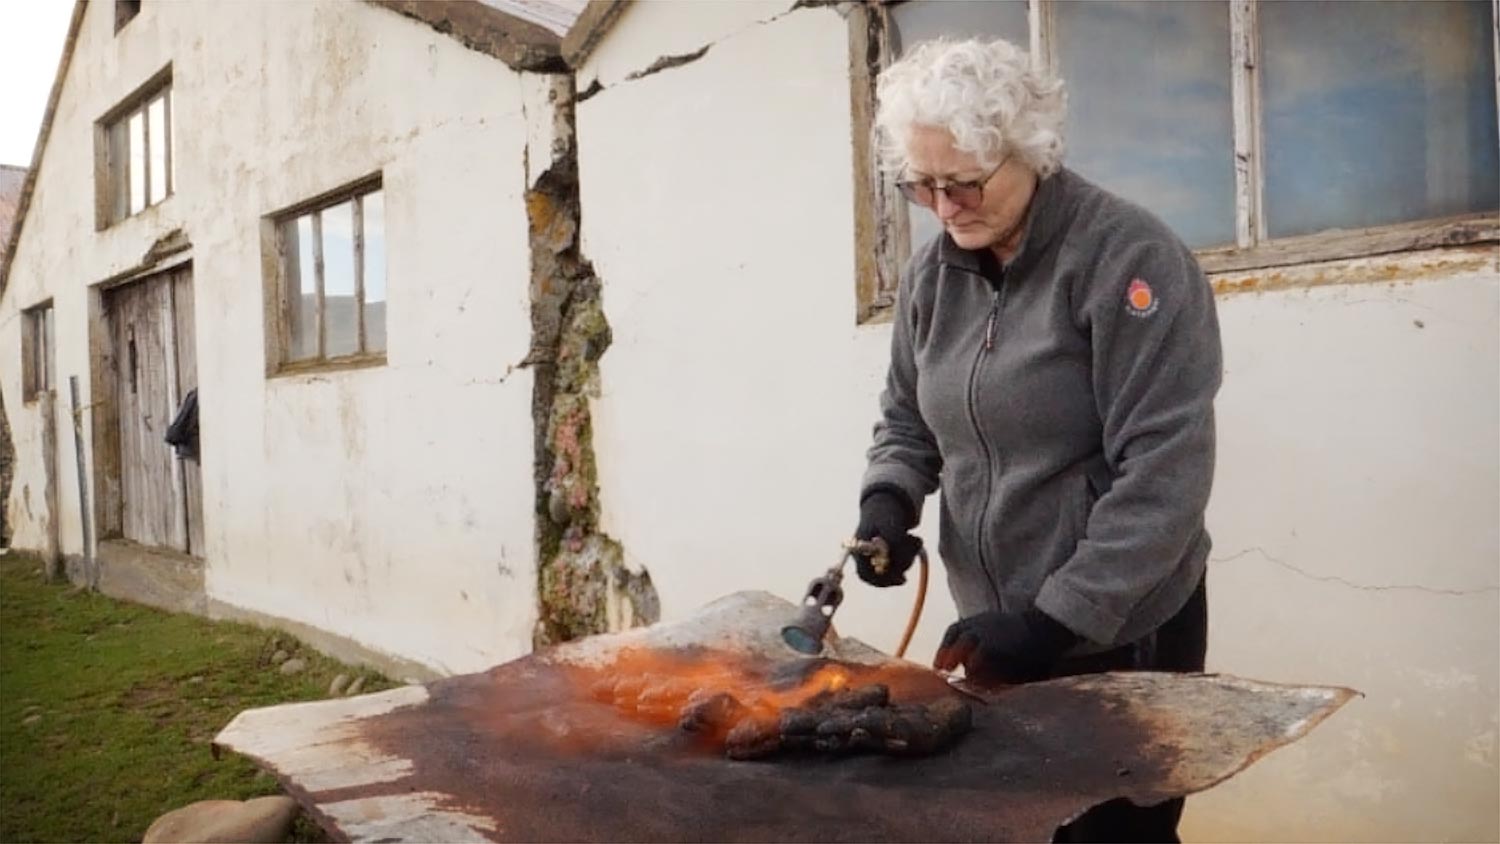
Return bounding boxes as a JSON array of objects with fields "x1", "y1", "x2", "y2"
[{"x1": 572, "y1": 648, "x2": 935, "y2": 748}]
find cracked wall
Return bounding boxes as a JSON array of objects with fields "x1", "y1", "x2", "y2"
[
  {"x1": 523, "y1": 75, "x2": 658, "y2": 648},
  {"x1": 1193, "y1": 272, "x2": 1500, "y2": 842},
  {"x1": 570, "y1": 0, "x2": 908, "y2": 650}
]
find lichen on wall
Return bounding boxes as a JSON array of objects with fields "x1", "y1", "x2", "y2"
[{"x1": 524, "y1": 78, "x2": 658, "y2": 647}]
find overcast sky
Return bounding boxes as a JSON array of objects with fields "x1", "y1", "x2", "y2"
[{"x1": 0, "y1": 1, "x2": 74, "y2": 168}]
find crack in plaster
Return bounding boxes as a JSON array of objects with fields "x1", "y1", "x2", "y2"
[
  {"x1": 1211, "y1": 546, "x2": 1500, "y2": 596},
  {"x1": 368, "y1": 112, "x2": 513, "y2": 148},
  {"x1": 577, "y1": 3, "x2": 816, "y2": 101},
  {"x1": 624, "y1": 44, "x2": 711, "y2": 81}
]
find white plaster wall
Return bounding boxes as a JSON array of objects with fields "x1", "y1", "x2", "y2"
[
  {"x1": 577, "y1": 2, "x2": 960, "y2": 665},
  {"x1": 1184, "y1": 273, "x2": 1500, "y2": 843},
  {"x1": 579, "y1": 0, "x2": 792, "y2": 90},
  {"x1": 0, "y1": 0, "x2": 541, "y2": 674},
  {"x1": 578, "y1": 3, "x2": 1499, "y2": 840}
]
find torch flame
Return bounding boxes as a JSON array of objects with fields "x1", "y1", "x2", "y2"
[
  {"x1": 570, "y1": 648, "x2": 937, "y2": 750},
  {"x1": 811, "y1": 665, "x2": 851, "y2": 693}
]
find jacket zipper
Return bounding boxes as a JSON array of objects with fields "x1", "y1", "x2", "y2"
[
  {"x1": 967, "y1": 283, "x2": 1006, "y2": 610},
  {"x1": 984, "y1": 297, "x2": 999, "y2": 351}
]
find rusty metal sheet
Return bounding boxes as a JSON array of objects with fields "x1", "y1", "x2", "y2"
[{"x1": 215, "y1": 592, "x2": 1355, "y2": 843}]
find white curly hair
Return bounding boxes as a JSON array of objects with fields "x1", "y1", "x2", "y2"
[{"x1": 875, "y1": 37, "x2": 1067, "y2": 178}]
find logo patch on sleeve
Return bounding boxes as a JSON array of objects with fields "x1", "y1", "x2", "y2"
[{"x1": 1126, "y1": 278, "x2": 1159, "y2": 317}]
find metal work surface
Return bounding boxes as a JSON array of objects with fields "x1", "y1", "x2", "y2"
[{"x1": 215, "y1": 592, "x2": 1356, "y2": 843}]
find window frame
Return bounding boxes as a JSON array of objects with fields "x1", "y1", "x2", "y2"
[
  {"x1": 853, "y1": 0, "x2": 1500, "y2": 321},
  {"x1": 21, "y1": 300, "x2": 56, "y2": 403},
  {"x1": 94, "y1": 65, "x2": 174, "y2": 230},
  {"x1": 262, "y1": 173, "x2": 387, "y2": 377}
]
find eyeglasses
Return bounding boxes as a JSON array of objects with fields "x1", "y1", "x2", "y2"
[{"x1": 896, "y1": 159, "x2": 1008, "y2": 210}]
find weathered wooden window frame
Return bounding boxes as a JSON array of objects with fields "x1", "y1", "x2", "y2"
[
  {"x1": 21, "y1": 300, "x2": 56, "y2": 403},
  {"x1": 262, "y1": 173, "x2": 385, "y2": 377},
  {"x1": 852, "y1": 0, "x2": 1500, "y2": 322},
  {"x1": 94, "y1": 65, "x2": 173, "y2": 230}
]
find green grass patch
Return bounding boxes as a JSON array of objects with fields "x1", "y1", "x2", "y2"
[{"x1": 0, "y1": 554, "x2": 398, "y2": 843}]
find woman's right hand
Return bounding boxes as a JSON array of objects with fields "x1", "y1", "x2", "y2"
[{"x1": 853, "y1": 489, "x2": 922, "y2": 587}]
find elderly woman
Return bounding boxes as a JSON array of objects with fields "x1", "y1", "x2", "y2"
[{"x1": 851, "y1": 37, "x2": 1221, "y2": 843}]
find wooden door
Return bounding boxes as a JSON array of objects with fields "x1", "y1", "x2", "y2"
[{"x1": 105, "y1": 266, "x2": 202, "y2": 556}]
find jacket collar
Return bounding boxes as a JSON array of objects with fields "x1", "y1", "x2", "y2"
[{"x1": 936, "y1": 167, "x2": 1073, "y2": 277}]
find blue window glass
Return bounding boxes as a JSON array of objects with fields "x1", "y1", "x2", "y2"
[
  {"x1": 1057, "y1": 1, "x2": 1236, "y2": 249},
  {"x1": 1261, "y1": 0, "x2": 1500, "y2": 239}
]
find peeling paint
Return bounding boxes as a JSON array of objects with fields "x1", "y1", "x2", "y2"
[
  {"x1": 139, "y1": 228, "x2": 191, "y2": 271},
  {"x1": 575, "y1": 78, "x2": 604, "y2": 103},
  {"x1": 1210, "y1": 243, "x2": 1498, "y2": 297},
  {"x1": 525, "y1": 78, "x2": 659, "y2": 648}
]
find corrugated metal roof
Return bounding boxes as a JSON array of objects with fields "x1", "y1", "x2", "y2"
[{"x1": 477, "y1": 0, "x2": 587, "y2": 37}]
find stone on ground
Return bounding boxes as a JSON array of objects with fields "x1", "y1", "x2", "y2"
[
  {"x1": 344, "y1": 676, "x2": 365, "y2": 696},
  {"x1": 143, "y1": 796, "x2": 299, "y2": 844},
  {"x1": 278, "y1": 658, "x2": 306, "y2": 675},
  {"x1": 328, "y1": 673, "x2": 349, "y2": 696}
]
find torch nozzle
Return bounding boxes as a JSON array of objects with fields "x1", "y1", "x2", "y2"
[
  {"x1": 780, "y1": 567, "x2": 846, "y2": 655},
  {"x1": 782, "y1": 538, "x2": 927, "y2": 660}
]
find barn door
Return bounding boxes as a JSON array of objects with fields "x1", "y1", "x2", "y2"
[{"x1": 105, "y1": 266, "x2": 202, "y2": 556}]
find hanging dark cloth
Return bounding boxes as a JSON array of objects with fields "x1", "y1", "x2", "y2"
[{"x1": 164, "y1": 387, "x2": 199, "y2": 461}]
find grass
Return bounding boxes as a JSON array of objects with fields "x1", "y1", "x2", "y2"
[{"x1": 0, "y1": 553, "x2": 398, "y2": 843}]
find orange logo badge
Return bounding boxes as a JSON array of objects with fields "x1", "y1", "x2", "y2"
[{"x1": 1126, "y1": 278, "x2": 1158, "y2": 317}]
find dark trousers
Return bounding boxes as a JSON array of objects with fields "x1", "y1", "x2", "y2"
[{"x1": 1050, "y1": 576, "x2": 1209, "y2": 844}]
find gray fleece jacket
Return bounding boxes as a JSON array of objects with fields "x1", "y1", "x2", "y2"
[{"x1": 862, "y1": 168, "x2": 1221, "y2": 649}]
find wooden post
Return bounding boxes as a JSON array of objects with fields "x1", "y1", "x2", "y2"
[
  {"x1": 69, "y1": 376, "x2": 96, "y2": 589},
  {"x1": 1229, "y1": 0, "x2": 1264, "y2": 250},
  {"x1": 39, "y1": 390, "x2": 61, "y2": 581}
]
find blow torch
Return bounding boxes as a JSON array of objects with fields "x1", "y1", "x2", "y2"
[{"x1": 781, "y1": 538, "x2": 930, "y2": 660}]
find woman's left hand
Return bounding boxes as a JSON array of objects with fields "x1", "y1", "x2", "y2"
[{"x1": 934, "y1": 608, "x2": 1079, "y2": 685}]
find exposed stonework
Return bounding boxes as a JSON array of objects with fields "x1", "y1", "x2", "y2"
[{"x1": 525, "y1": 77, "x2": 658, "y2": 648}]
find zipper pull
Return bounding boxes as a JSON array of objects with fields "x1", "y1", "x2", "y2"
[{"x1": 983, "y1": 292, "x2": 999, "y2": 352}]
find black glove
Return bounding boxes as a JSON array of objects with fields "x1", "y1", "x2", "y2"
[
  {"x1": 933, "y1": 607, "x2": 1080, "y2": 685},
  {"x1": 852, "y1": 487, "x2": 921, "y2": 587}
]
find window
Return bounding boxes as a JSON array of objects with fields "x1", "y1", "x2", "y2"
[
  {"x1": 21, "y1": 301, "x2": 55, "y2": 402},
  {"x1": 269, "y1": 176, "x2": 387, "y2": 371},
  {"x1": 1259, "y1": 0, "x2": 1498, "y2": 239},
  {"x1": 115, "y1": 0, "x2": 141, "y2": 33},
  {"x1": 1055, "y1": 1, "x2": 1236, "y2": 249},
  {"x1": 854, "y1": 0, "x2": 1500, "y2": 317},
  {"x1": 98, "y1": 70, "x2": 173, "y2": 227}
]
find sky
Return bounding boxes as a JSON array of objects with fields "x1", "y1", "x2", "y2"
[{"x1": 0, "y1": 1, "x2": 74, "y2": 167}]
